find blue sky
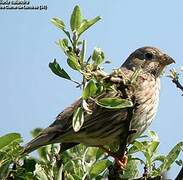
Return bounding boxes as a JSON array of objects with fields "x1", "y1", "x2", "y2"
[{"x1": 1, "y1": 0, "x2": 183, "y2": 178}]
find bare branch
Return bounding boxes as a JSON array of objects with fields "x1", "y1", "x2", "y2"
[
  {"x1": 175, "y1": 166, "x2": 183, "y2": 180},
  {"x1": 172, "y1": 78, "x2": 183, "y2": 95}
]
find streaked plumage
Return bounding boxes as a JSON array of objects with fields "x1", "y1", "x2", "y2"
[{"x1": 24, "y1": 47, "x2": 174, "y2": 154}]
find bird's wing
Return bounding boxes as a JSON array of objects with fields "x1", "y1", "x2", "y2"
[
  {"x1": 24, "y1": 68, "x2": 133, "y2": 153},
  {"x1": 24, "y1": 99, "x2": 82, "y2": 153}
]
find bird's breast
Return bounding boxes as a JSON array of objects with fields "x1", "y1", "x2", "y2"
[{"x1": 128, "y1": 75, "x2": 160, "y2": 142}]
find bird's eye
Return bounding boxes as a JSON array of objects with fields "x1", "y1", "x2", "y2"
[{"x1": 144, "y1": 52, "x2": 153, "y2": 60}]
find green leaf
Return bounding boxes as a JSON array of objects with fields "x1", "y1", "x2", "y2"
[
  {"x1": 67, "y1": 174, "x2": 75, "y2": 180},
  {"x1": 85, "y1": 147, "x2": 98, "y2": 161},
  {"x1": 34, "y1": 164, "x2": 49, "y2": 180},
  {"x1": 72, "y1": 107, "x2": 84, "y2": 132},
  {"x1": 70, "y1": 5, "x2": 82, "y2": 32},
  {"x1": 22, "y1": 158, "x2": 37, "y2": 172},
  {"x1": 133, "y1": 141, "x2": 145, "y2": 152},
  {"x1": 96, "y1": 148, "x2": 104, "y2": 160},
  {"x1": 0, "y1": 163, "x2": 10, "y2": 179},
  {"x1": 57, "y1": 38, "x2": 69, "y2": 52},
  {"x1": 148, "y1": 130, "x2": 159, "y2": 142},
  {"x1": 0, "y1": 133, "x2": 21, "y2": 150},
  {"x1": 57, "y1": 165, "x2": 64, "y2": 180},
  {"x1": 144, "y1": 151, "x2": 152, "y2": 168},
  {"x1": 83, "y1": 80, "x2": 98, "y2": 100},
  {"x1": 51, "y1": 18, "x2": 65, "y2": 30},
  {"x1": 49, "y1": 59, "x2": 71, "y2": 80},
  {"x1": 78, "y1": 16, "x2": 101, "y2": 36},
  {"x1": 90, "y1": 159, "x2": 112, "y2": 177},
  {"x1": 96, "y1": 98, "x2": 133, "y2": 109},
  {"x1": 92, "y1": 48, "x2": 105, "y2": 65},
  {"x1": 51, "y1": 18, "x2": 71, "y2": 40},
  {"x1": 147, "y1": 141, "x2": 159, "y2": 157},
  {"x1": 121, "y1": 158, "x2": 139, "y2": 179},
  {"x1": 153, "y1": 155, "x2": 166, "y2": 163},
  {"x1": 95, "y1": 83, "x2": 104, "y2": 96},
  {"x1": 67, "y1": 56, "x2": 81, "y2": 71},
  {"x1": 128, "y1": 145, "x2": 140, "y2": 154},
  {"x1": 95, "y1": 176, "x2": 104, "y2": 180},
  {"x1": 160, "y1": 141, "x2": 183, "y2": 171},
  {"x1": 132, "y1": 157, "x2": 146, "y2": 165}
]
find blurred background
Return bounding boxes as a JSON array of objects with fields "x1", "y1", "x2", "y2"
[{"x1": 0, "y1": 0, "x2": 183, "y2": 178}]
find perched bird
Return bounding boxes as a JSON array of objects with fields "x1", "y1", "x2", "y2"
[{"x1": 24, "y1": 47, "x2": 174, "y2": 163}]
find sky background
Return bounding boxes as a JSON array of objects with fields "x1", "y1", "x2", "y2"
[{"x1": 0, "y1": 0, "x2": 183, "y2": 178}]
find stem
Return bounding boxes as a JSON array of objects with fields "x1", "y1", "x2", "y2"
[
  {"x1": 63, "y1": 30, "x2": 73, "y2": 46},
  {"x1": 172, "y1": 78, "x2": 183, "y2": 95},
  {"x1": 86, "y1": 55, "x2": 92, "y2": 64},
  {"x1": 70, "y1": 79, "x2": 82, "y2": 87},
  {"x1": 175, "y1": 166, "x2": 183, "y2": 180}
]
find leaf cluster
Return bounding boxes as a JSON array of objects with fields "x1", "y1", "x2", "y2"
[
  {"x1": 1, "y1": 5, "x2": 183, "y2": 180},
  {"x1": 1, "y1": 130, "x2": 183, "y2": 179},
  {"x1": 49, "y1": 5, "x2": 133, "y2": 132}
]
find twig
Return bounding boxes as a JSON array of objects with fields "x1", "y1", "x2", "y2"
[
  {"x1": 175, "y1": 166, "x2": 183, "y2": 180},
  {"x1": 86, "y1": 55, "x2": 91, "y2": 64},
  {"x1": 172, "y1": 78, "x2": 183, "y2": 95},
  {"x1": 70, "y1": 79, "x2": 82, "y2": 88}
]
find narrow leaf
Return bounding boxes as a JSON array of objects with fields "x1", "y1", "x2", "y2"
[
  {"x1": 96, "y1": 98, "x2": 133, "y2": 109},
  {"x1": 70, "y1": 5, "x2": 82, "y2": 31},
  {"x1": 162, "y1": 141, "x2": 183, "y2": 171},
  {"x1": 78, "y1": 16, "x2": 101, "y2": 36},
  {"x1": 49, "y1": 59, "x2": 71, "y2": 80},
  {"x1": 90, "y1": 159, "x2": 112, "y2": 177},
  {"x1": 51, "y1": 18, "x2": 65, "y2": 30},
  {"x1": 0, "y1": 133, "x2": 21, "y2": 150},
  {"x1": 72, "y1": 107, "x2": 84, "y2": 132},
  {"x1": 83, "y1": 80, "x2": 97, "y2": 100}
]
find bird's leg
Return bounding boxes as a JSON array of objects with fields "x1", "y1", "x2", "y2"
[
  {"x1": 114, "y1": 153, "x2": 128, "y2": 169},
  {"x1": 99, "y1": 146, "x2": 128, "y2": 169}
]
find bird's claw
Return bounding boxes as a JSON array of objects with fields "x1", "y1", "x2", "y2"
[
  {"x1": 99, "y1": 146, "x2": 128, "y2": 169},
  {"x1": 115, "y1": 155, "x2": 128, "y2": 169}
]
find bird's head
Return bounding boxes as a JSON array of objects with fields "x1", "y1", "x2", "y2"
[{"x1": 122, "y1": 47, "x2": 175, "y2": 77}]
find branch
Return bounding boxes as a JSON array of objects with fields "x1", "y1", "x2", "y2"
[
  {"x1": 172, "y1": 78, "x2": 183, "y2": 95},
  {"x1": 175, "y1": 166, "x2": 183, "y2": 180}
]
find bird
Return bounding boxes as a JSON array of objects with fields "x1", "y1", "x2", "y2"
[{"x1": 24, "y1": 46, "x2": 175, "y2": 166}]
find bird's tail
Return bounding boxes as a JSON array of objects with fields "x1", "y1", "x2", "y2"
[{"x1": 23, "y1": 131, "x2": 57, "y2": 154}]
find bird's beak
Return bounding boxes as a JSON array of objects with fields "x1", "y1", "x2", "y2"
[{"x1": 161, "y1": 54, "x2": 175, "y2": 65}]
